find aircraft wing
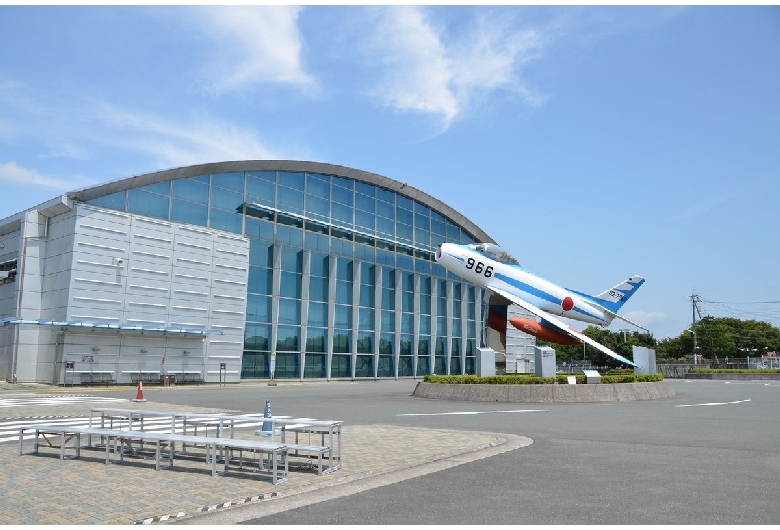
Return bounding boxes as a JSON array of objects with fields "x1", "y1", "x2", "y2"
[{"x1": 488, "y1": 286, "x2": 639, "y2": 368}]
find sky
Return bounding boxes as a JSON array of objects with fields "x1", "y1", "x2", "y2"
[{"x1": 1, "y1": 4, "x2": 779, "y2": 340}]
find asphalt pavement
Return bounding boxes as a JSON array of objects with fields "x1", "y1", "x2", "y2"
[{"x1": 1, "y1": 378, "x2": 778, "y2": 525}]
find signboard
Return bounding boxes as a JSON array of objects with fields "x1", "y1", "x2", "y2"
[
  {"x1": 269, "y1": 352, "x2": 276, "y2": 375},
  {"x1": 65, "y1": 361, "x2": 74, "y2": 369},
  {"x1": 220, "y1": 362, "x2": 226, "y2": 370}
]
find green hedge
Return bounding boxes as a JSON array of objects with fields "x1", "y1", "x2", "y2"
[
  {"x1": 688, "y1": 368, "x2": 780, "y2": 374},
  {"x1": 423, "y1": 373, "x2": 664, "y2": 384}
]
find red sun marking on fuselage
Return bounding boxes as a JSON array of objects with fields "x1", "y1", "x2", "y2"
[{"x1": 562, "y1": 296, "x2": 574, "y2": 312}]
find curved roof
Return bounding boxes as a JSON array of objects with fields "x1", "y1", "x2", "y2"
[{"x1": 68, "y1": 160, "x2": 496, "y2": 244}]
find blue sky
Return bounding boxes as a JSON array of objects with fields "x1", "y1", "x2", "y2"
[{"x1": 1, "y1": 5, "x2": 778, "y2": 340}]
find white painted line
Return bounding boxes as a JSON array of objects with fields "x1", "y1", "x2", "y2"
[
  {"x1": 398, "y1": 409, "x2": 548, "y2": 417},
  {"x1": 674, "y1": 399, "x2": 751, "y2": 408}
]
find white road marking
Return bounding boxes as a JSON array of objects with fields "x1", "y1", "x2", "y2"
[
  {"x1": 0, "y1": 395, "x2": 128, "y2": 408},
  {"x1": 398, "y1": 409, "x2": 547, "y2": 417},
  {"x1": 674, "y1": 399, "x2": 751, "y2": 408}
]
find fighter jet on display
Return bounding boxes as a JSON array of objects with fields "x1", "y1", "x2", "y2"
[{"x1": 435, "y1": 242, "x2": 646, "y2": 367}]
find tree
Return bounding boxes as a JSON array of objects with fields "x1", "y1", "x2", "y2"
[{"x1": 655, "y1": 317, "x2": 780, "y2": 361}]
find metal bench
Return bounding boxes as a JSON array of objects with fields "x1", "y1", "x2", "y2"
[
  {"x1": 129, "y1": 373, "x2": 160, "y2": 384},
  {"x1": 80, "y1": 372, "x2": 115, "y2": 385},
  {"x1": 19, "y1": 424, "x2": 289, "y2": 484},
  {"x1": 180, "y1": 373, "x2": 204, "y2": 385}
]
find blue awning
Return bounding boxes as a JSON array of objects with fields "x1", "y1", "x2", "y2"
[{"x1": 0, "y1": 317, "x2": 223, "y2": 336}]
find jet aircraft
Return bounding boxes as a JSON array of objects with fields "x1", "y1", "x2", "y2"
[{"x1": 435, "y1": 242, "x2": 646, "y2": 367}]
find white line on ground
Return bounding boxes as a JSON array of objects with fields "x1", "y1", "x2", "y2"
[
  {"x1": 674, "y1": 399, "x2": 751, "y2": 408},
  {"x1": 397, "y1": 409, "x2": 548, "y2": 417}
]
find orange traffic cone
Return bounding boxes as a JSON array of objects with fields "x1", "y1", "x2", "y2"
[{"x1": 132, "y1": 380, "x2": 147, "y2": 402}]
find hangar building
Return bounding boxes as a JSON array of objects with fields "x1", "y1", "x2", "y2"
[{"x1": 0, "y1": 161, "x2": 533, "y2": 384}]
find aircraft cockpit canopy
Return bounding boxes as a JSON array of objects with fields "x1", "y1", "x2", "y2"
[{"x1": 470, "y1": 243, "x2": 520, "y2": 265}]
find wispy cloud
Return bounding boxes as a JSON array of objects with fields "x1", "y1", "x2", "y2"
[
  {"x1": 0, "y1": 161, "x2": 87, "y2": 191},
  {"x1": 672, "y1": 195, "x2": 730, "y2": 221},
  {"x1": 359, "y1": 7, "x2": 547, "y2": 128},
  {"x1": 623, "y1": 310, "x2": 667, "y2": 328},
  {"x1": 89, "y1": 101, "x2": 281, "y2": 168},
  {"x1": 189, "y1": 6, "x2": 315, "y2": 94}
]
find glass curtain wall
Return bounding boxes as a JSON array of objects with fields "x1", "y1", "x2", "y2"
[{"x1": 87, "y1": 168, "x2": 482, "y2": 380}]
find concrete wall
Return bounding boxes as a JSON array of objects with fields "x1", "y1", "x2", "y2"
[{"x1": 412, "y1": 381, "x2": 676, "y2": 403}]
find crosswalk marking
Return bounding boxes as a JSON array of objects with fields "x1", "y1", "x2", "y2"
[
  {"x1": 0, "y1": 395, "x2": 300, "y2": 444},
  {"x1": 0, "y1": 395, "x2": 129, "y2": 408}
]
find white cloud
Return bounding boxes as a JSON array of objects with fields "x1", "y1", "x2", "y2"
[
  {"x1": 191, "y1": 6, "x2": 314, "y2": 94},
  {"x1": 90, "y1": 102, "x2": 279, "y2": 168},
  {"x1": 0, "y1": 162, "x2": 79, "y2": 191},
  {"x1": 365, "y1": 6, "x2": 460, "y2": 125},
  {"x1": 623, "y1": 310, "x2": 667, "y2": 328},
  {"x1": 361, "y1": 7, "x2": 547, "y2": 128}
]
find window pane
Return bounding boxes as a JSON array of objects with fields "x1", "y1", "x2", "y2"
[
  {"x1": 246, "y1": 177, "x2": 276, "y2": 204},
  {"x1": 334, "y1": 304, "x2": 352, "y2": 328},
  {"x1": 305, "y1": 330, "x2": 327, "y2": 354},
  {"x1": 210, "y1": 186, "x2": 243, "y2": 212},
  {"x1": 278, "y1": 298, "x2": 301, "y2": 325},
  {"x1": 355, "y1": 193, "x2": 375, "y2": 214},
  {"x1": 246, "y1": 294, "x2": 272, "y2": 322},
  {"x1": 128, "y1": 189, "x2": 169, "y2": 219},
  {"x1": 249, "y1": 240, "x2": 273, "y2": 267},
  {"x1": 245, "y1": 169, "x2": 275, "y2": 184},
  {"x1": 276, "y1": 326, "x2": 300, "y2": 351},
  {"x1": 212, "y1": 172, "x2": 244, "y2": 191},
  {"x1": 171, "y1": 199, "x2": 207, "y2": 226},
  {"x1": 306, "y1": 194, "x2": 329, "y2": 219},
  {"x1": 379, "y1": 335, "x2": 393, "y2": 356},
  {"x1": 278, "y1": 186, "x2": 304, "y2": 212},
  {"x1": 172, "y1": 178, "x2": 209, "y2": 204},
  {"x1": 308, "y1": 302, "x2": 327, "y2": 327},
  {"x1": 280, "y1": 271, "x2": 302, "y2": 298},
  {"x1": 88, "y1": 191, "x2": 126, "y2": 210},
  {"x1": 336, "y1": 259, "x2": 353, "y2": 281},
  {"x1": 331, "y1": 202, "x2": 352, "y2": 226},
  {"x1": 304, "y1": 231, "x2": 329, "y2": 253},
  {"x1": 309, "y1": 252, "x2": 329, "y2": 277},
  {"x1": 380, "y1": 310, "x2": 395, "y2": 332},
  {"x1": 245, "y1": 217, "x2": 274, "y2": 241},
  {"x1": 335, "y1": 280, "x2": 351, "y2": 304},
  {"x1": 332, "y1": 185, "x2": 353, "y2": 207},
  {"x1": 401, "y1": 313, "x2": 414, "y2": 333},
  {"x1": 248, "y1": 266, "x2": 272, "y2": 294},
  {"x1": 381, "y1": 288, "x2": 395, "y2": 310},
  {"x1": 279, "y1": 171, "x2": 304, "y2": 190},
  {"x1": 359, "y1": 285, "x2": 374, "y2": 307},
  {"x1": 276, "y1": 225, "x2": 303, "y2": 247},
  {"x1": 358, "y1": 307, "x2": 374, "y2": 330},
  {"x1": 209, "y1": 208, "x2": 242, "y2": 234},
  {"x1": 332, "y1": 331, "x2": 351, "y2": 354},
  {"x1": 357, "y1": 332, "x2": 373, "y2": 354},
  {"x1": 332, "y1": 175, "x2": 353, "y2": 191},
  {"x1": 244, "y1": 323, "x2": 271, "y2": 351},
  {"x1": 306, "y1": 174, "x2": 330, "y2": 198},
  {"x1": 309, "y1": 276, "x2": 328, "y2": 302},
  {"x1": 139, "y1": 181, "x2": 170, "y2": 195},
  {"x1": 281, "y1": 247, "x2": 302, "y2": 272}
]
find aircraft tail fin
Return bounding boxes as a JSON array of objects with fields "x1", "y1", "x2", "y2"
[{"x1": 594, "y1": 275, "x2": 645, "y2": 313}]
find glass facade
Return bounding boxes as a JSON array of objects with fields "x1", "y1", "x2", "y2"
[{"x1": 87, "y1": 167, "x2": 485, "y2": 379}]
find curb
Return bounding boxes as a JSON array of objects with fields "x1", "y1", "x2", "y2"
[{"x1": 411, "y1": 380, "x2": 676, "y2": 403}]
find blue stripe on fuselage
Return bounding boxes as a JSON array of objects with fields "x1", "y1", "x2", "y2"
[{"x1": 494, "y1": 272, "x2": 596, "y2": 320}]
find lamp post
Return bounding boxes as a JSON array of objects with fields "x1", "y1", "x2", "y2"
[{"x1": 685, "y1": 329, "x2": 697, "y2": 364}]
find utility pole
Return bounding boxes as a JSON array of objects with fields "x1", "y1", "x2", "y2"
[{"x1": 690, "y1": 291, "x2": 703, "y2": 363}]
